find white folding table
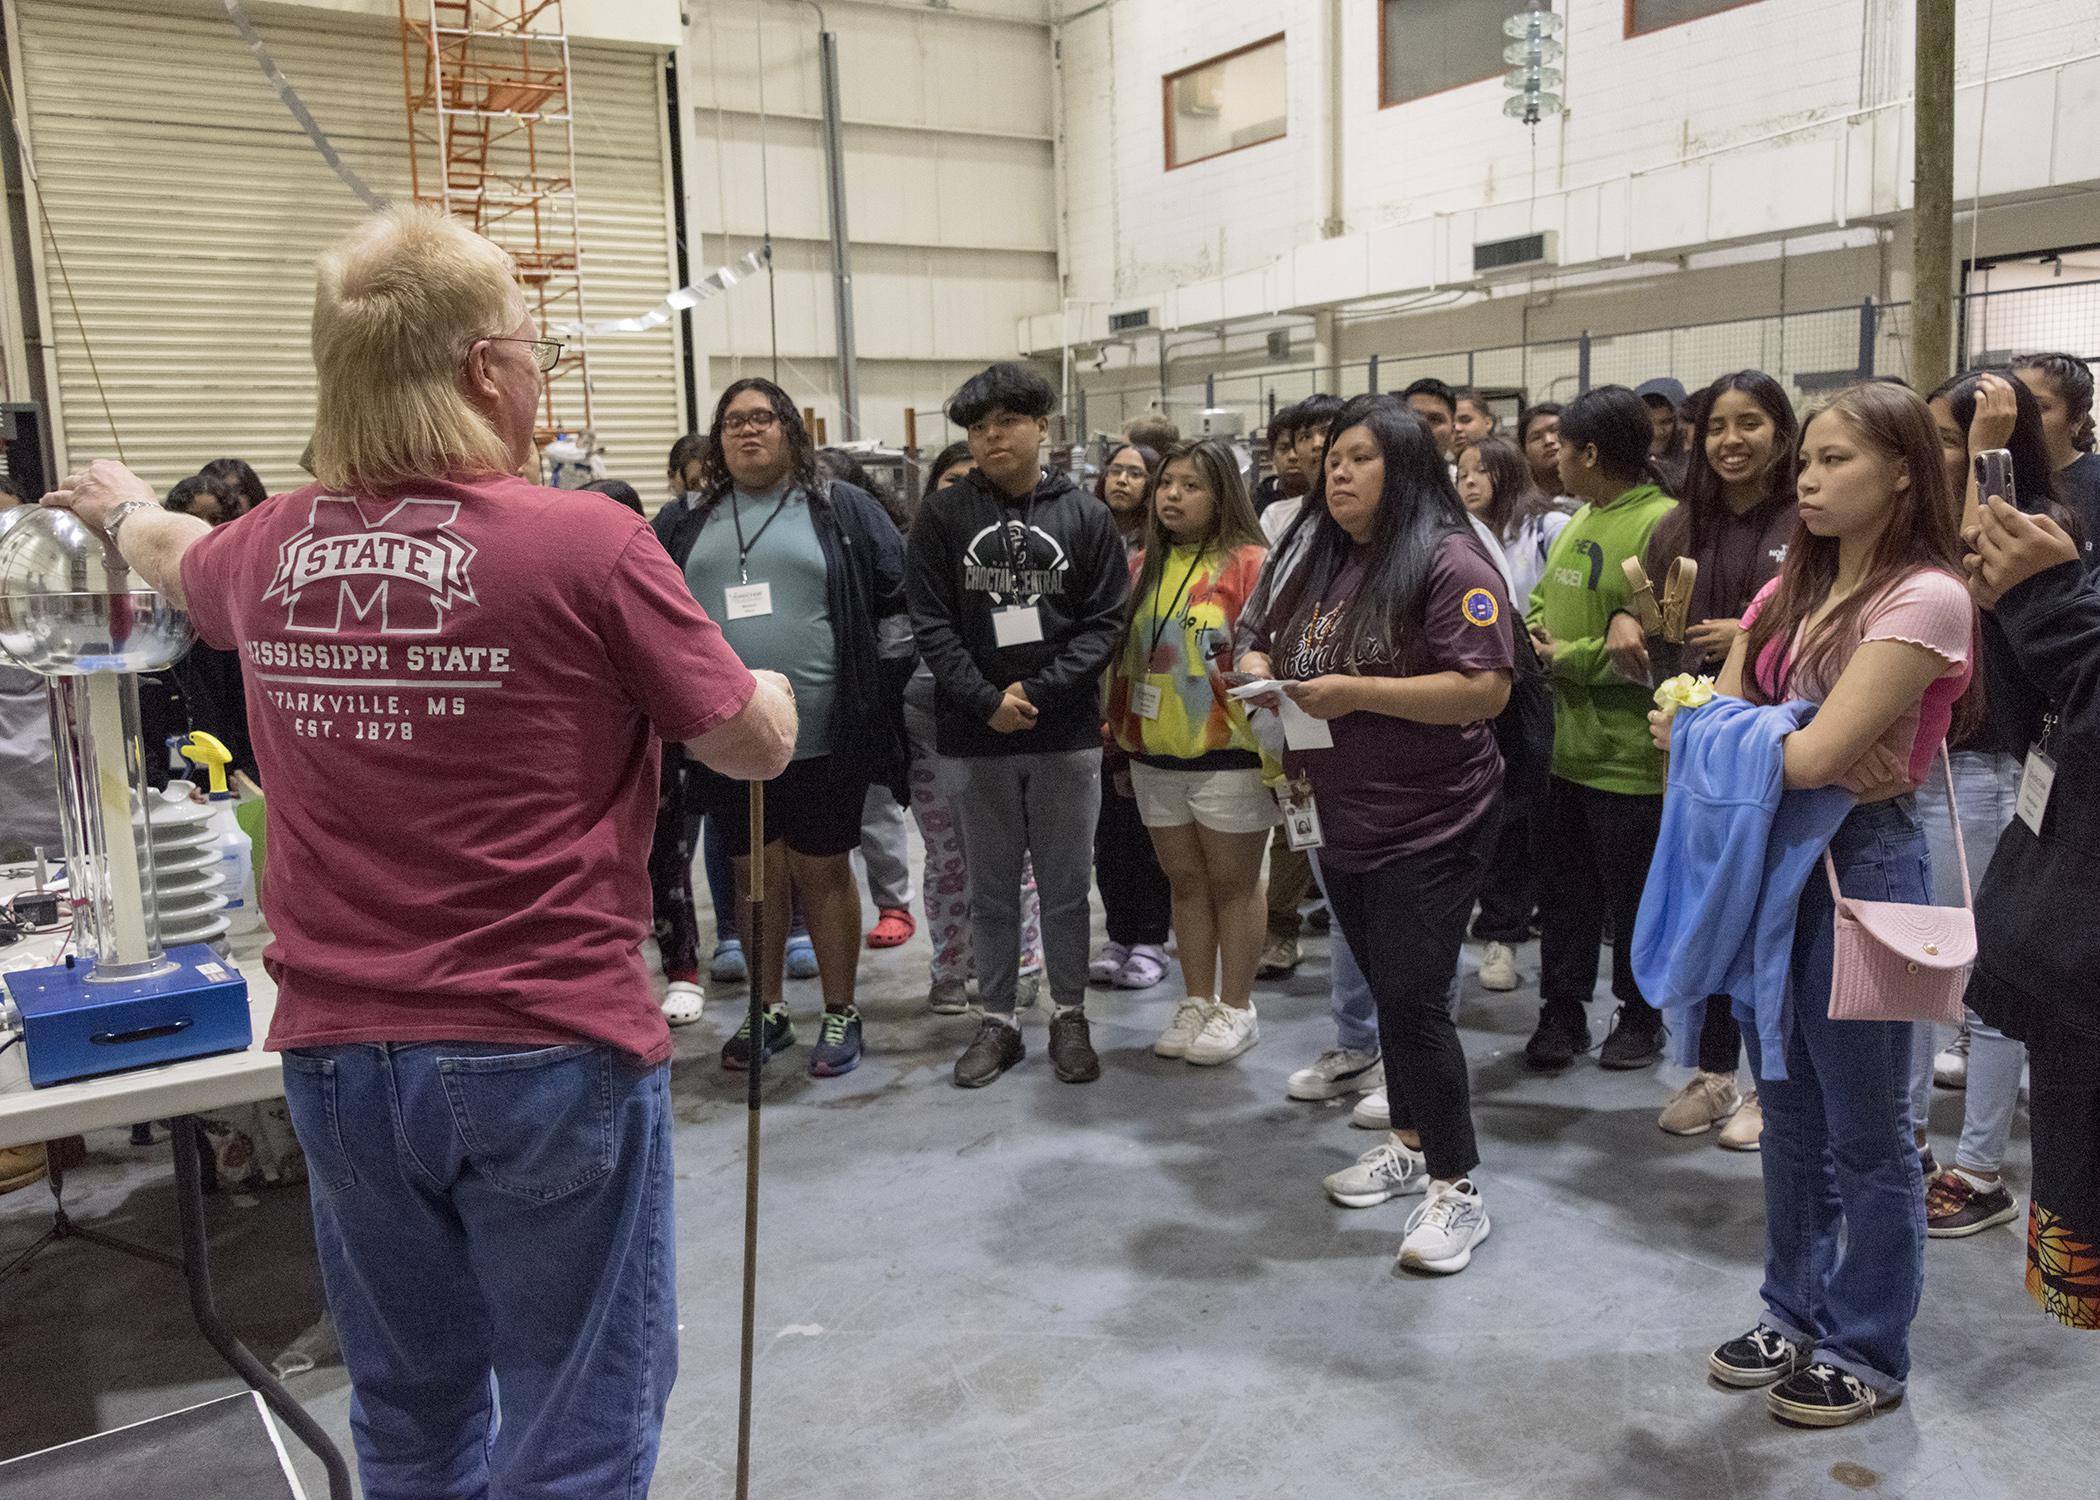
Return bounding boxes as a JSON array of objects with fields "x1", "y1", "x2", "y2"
[{"x1": 0, "y1": 905, "x2": 351, "y2": 1498}]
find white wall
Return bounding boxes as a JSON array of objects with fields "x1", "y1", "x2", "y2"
[
  {"x1": 277, "y1": 0, "x2": 683, "y2": 48},
  {"x1": 682, "y1": 0, "x2": 1062, "y2": 450},
  {"x1": 1038, "y1": 0, "x2": 2100, "y2": 418}
]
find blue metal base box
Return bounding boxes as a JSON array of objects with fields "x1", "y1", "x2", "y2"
[{"x1": 4, "y1": 945, "x2": 251, "y2": 1087}]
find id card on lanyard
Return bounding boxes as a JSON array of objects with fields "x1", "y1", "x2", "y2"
[{"x1": 2017, "y1": 711, "x2": 2059, "y2": 837}]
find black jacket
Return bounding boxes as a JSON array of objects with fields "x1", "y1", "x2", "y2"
[
  {"x1": 1970, "y1": 559, "x2": 2100, "y2": 1044},
  {"x1": 904, "y1": 467, "x2": 1128, "y2": 758},
  {"x1": 652, "y1": 481, "x2": 912, "y2": 800}
]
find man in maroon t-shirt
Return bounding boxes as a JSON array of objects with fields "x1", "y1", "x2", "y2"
[{"x1": 46, "y1": 205, "x2": 795, "y2": 1499}]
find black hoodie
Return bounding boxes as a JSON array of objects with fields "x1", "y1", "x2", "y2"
[
  {"x1": 905, "y1": 466, "x2": 1128, "y2": 758},
  {"x1": 1970, "y1": 559, "x2": 2100, "y2": 1044}
]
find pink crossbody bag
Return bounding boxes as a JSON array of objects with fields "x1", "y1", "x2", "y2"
[{"x1": 1822, "y1": 746, "x2": 1973, "y2": 1026}]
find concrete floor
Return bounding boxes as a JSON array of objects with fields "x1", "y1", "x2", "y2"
[{"x1": 2, "y1": 881, "x2": 2095, "y2": 1498}]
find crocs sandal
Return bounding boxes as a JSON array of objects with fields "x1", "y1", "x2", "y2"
[
  {"x1": 1115, "y1": 944, "x2": 1169, "y2": 990},
  {"x1": 866, "y1": 906, "x2": 916, "y2": 949},
  {"x1": 661, "y1": 980, "x2": 705, "y2": 1027}
]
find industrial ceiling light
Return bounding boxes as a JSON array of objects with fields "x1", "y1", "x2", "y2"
[{"x1": 1502, "y1": 4, "x2": 1564, "y2": 124}]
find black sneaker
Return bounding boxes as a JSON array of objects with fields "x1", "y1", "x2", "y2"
[
  {"x1": 721, "y1": 1004, "x2": 795, "y2": 1071},
  {"x1": 954, "y1": 1016, "x2": 1025, "y2": 1088},
  {"x1": 1766, "y1": 1363, "x2": 1897, "y2": 1427},
  {"x1": 808, "y1": 1007, "x2": 863, "y2": 1078},
  {"x1": 1048, "y1": 1008, "x2": 1101, "y2": 1083},
  {"x1": 1709, "y1": 1324, "x2": 1811, "y2": 1388},
  {"x1": 1926, "y1": 1169, "x2": 2021, "y2": 1238},
  {"x1": 1524, "y1": 1005, "x2": 1590, "y2": 1070},
  {"x1": 1599, "y1": 1006, "x2": 1665, "y2": 1070}
]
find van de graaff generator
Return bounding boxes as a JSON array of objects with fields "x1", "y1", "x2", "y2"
[{"x1": 0, "y1": 506, "x2": 250, "y2": 1087}]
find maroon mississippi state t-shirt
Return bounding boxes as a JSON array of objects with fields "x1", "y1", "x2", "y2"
[
  {"x1": 1274, "y1": 533, "x2": 1513, "y2": 872},
  {"x1": 180, "y1": 474, "x2": 757, "y2": 1064}
]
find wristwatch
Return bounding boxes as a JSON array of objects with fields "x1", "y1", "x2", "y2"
[{"x1": 104, "y1": 499, "x2": 156, "y2": 545}]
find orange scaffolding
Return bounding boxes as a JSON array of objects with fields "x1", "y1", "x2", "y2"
[{"x1": 398, "y1": 0, "x2": 594, "y2": 449}]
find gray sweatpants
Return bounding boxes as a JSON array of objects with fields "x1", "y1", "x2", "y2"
[
  {"x1": 942, "y1": 748, "x2": 1101, "y2": 1014},
  {"x1": 858, "y1": 783, "x2": 914, "y2": 911}
]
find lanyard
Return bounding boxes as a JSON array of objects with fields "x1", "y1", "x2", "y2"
[
  {"x1": 1001, "y1": 492, "x2": 1039, "y2": 576},
  {"x1": 729, "y1": 488, "x2": 793, "y2": 583},
  {"x1": 1146, "y1": 548, "x2": 1206, "y2": 662}
]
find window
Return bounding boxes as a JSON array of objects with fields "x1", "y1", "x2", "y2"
[
  {"x1": 1627, "y1": 0, "x2": 1763, "y2": 36},
  {"x1": 1380, "y1": 0, "x2": 1512, "y2": 109},
  {"x1": 1163, "y1": 34, "x2": 1287, "y2": 171}
]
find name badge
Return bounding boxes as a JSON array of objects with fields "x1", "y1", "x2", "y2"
[
  {"x1": 992, "y1": 604, "x2": 1045, "y2": 647},
  {"x1": 724, "y1": 581, "x2": 773, "y2": 620},
  {"x1": 1133, "y1": 683, "x2": 1163, "y2": 720},
  {"x1": 1280, "y1": 779, "x2": 1325, "y2": 851},
  {"x1": 2016, "y1": 746, "x2": 2056, "y2": 837}
]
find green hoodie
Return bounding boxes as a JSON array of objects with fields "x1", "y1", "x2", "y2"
[{"x1": 1526, "y1": 483, "x2": 1677, "y2": 795}]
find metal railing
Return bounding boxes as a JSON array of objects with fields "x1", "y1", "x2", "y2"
[{"x1": 1070, "y1": 278, "x2": 2100, "y2": 438}]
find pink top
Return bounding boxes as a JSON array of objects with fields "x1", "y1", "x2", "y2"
[
  {"x1": 182, "y1": 475, "x2": 758, "y2": 1064},
  {"x1": 1741, "y1": 569, "x2": 1975, "y2": 786}
]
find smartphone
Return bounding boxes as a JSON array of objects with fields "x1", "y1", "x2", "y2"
[{"x1": 1975, "y1": 448, "x2": 2016, "y2": 511}]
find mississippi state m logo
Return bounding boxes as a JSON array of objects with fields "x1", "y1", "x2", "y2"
[{"x1": 265, "y1": 497, "x2": 478, "y2": 635}]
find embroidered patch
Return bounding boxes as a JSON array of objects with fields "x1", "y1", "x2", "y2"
[{"x1": 1461, "y1": 588, "x2": 1500, "y2": 627}]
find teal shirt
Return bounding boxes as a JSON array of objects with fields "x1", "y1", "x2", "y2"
[{"x1": 685, "y1": 484, "x2": 835, "y2": 760}]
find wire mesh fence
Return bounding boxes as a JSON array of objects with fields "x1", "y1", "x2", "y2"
[{"x1": 1075, "y1": 278, "x2": 2100, "y2": 440}]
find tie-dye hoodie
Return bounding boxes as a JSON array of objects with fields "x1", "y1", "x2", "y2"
[{"x1": 1106, "y1": 541, "x2": 1277, "y2": 776}]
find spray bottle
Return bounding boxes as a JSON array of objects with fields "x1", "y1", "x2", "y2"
[{"x1": 180, "y1": 731, "x2": 257, "y2": 934}]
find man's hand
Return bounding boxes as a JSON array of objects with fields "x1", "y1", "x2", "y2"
[
  {"x1": 987, "y1": 682, "x2": 1039, "y2": 734},
  {"x1": 1682, "y1": 616, "x2": 1741, "y2": 664},
  {"x1": 1606, "y1": 611, "x2": 1651, "y2": 683},
  {"x1": 1964, "y1": 495, "x2": 2080, "y2": 609},
  {"x1": 1280, "y1": 675, "x2": 1358, "y2": 720},
  {"x1": 42, "y1": 459, "x2": 155, "y2": 533},
  {"x1": 1528, "y1": 625, "x2": 1557, "y2": 662}
]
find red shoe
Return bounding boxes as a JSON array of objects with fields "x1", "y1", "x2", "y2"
[{"x1": 867, "y1": 907, "x2": 916, "y2": 949}]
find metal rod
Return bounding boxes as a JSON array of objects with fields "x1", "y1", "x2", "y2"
[
  {"x1": 734, "y1": 779, "x2": 766, "y2": 1499},
  {"x1": 1912, "y1": 0, "x2": 1957, "y2": 392},
  {"x1": 816, "y1": 30, "x2": 859, "y2": 440}
]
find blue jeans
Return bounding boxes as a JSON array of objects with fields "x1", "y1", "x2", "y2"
[
  {"x1": 1313, "y1": 855, "x2": 1456, "y2": 1053},
  {"x1": 283, "y1": 1042, "x2": 677, "y2": 1500},
  {"x1": 1742, "y1": 798, "x2": 1928, "y2": 1394},
  {"x1": 1908, "y1": 749, "x2": 2027, "y2": 1174}
]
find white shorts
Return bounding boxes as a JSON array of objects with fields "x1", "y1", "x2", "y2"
[{"x1": 1128, "y1": 763, "x2": 1280, "y2": 835}]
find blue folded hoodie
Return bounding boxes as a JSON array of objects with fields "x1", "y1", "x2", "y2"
[{"x1": 1632, "y1": 695, "x2": 1854, "y2": 1082}]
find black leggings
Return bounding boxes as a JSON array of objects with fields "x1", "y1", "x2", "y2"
[
  {"x1": 1094, "y1": 772, "x2": 1171, "y2": 947},
  {"x1": 1322, "y1": 813, "x2": 1497, "y2": 1182}
]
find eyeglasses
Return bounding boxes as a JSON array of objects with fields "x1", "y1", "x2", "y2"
[
  {"x1": 482, "y1": 336, "x2": 564, "y2": 373},
  {"x1": 722, "y1": 409, "x2": 781, "y2": 436}
]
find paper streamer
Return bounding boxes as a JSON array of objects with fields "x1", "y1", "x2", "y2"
[
  {"x1": 224, "y1": 0, "x2": 385, "y2": 211},
  {"x1": 554, "y1": 248, "x2": 771, "y2": 337}
]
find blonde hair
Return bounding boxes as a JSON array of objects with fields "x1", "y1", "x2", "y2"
[{"x1": 308, "y1": 204, "x2": 524, "y2": 492}]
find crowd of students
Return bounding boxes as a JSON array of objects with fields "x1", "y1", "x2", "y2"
[
  {"x1": 33, "y1": 337, "x2": 2092, "y2": 1431},
  {"x1": 626, "y1": 349, "x2": 2096, "y2": 1424}
]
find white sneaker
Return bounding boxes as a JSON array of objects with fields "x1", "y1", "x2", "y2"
[
  {"x1": 1478, "y1": 942, "x2": 1518, "y2": 992},
  {"x1": 1351, "y1": 1090, "x2": 1390, "y2": 1130},
  {"x1": 1185, "y1": 1001, "x2": 1259, "y2": 1065},
  {"x1": 1657, "y1": 1071, "x2": 1742, "y2": 1135},
  {"x1": 1398, "y1": 1179, "x2": 1491, "y2": 1274},
  {"x1": 1153, "y1": 997, "x2": 1213, "y2": 1059},
  {"x1": 1286, "y1": 1046, "x2": 1382, "y2": 1101},
  {"x1": 1323, "y1": 1137, "x2": 1429, "y2": 1208},
  {"x1": 1933, "y1": 1026, "x2": 1970, "y2": 1089},
  {"x1": 661, "y1": 980, "x2": 704, "y2": 1027}
]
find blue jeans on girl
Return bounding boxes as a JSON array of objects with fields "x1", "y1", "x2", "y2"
[{"x1": 1740, "y1": 797, "x2": 1929, "y2": 1396}]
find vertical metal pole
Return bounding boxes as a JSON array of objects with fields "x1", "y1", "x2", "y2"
[
  {"x1": 816, "y1": 30, "x2": 860, "y2": 439},
  {"x1": 735, "y1": 782, "x2": 766, "y2": 1500},
  {"x1": 1204, "y1": 373, "x2": 1215, "y2": 409},
  {"x1": 1913, "y1": 0, "x2": 1957, "y2": 392},
  {"x1": 1367, "y1": 353, "x2": 1380, "y2": 394},
  {"x1": 1577, "y1": 330, "x2": 1592, "y2": 394},
  {"x1": 1857, "y1": 297, "x2": 1878, "y2": 381}
]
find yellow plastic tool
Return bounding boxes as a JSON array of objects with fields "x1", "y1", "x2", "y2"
[{"x1": 180, "y1": 730, "x2": 235, "y2": 796}]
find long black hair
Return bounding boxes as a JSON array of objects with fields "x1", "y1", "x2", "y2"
[
  {"x1": 1558, "y1": 385, "x2": 1672, "y2": 494},
  {"x1": 696, "y1": 377, "x2": 823, "y2": 507},
  {"x1": 1665, "y1": 371, "x2": 1799, "y2": 557},
  {"x1": 1929, "y1": 369, "x2": 2068, "y2": 527},
  {"x1": 924, "y1": 440, "x2": 975, "y2": 493},
  {"x1": 1264, "y1": 394, "x2": 1487, "y2": 674}
]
